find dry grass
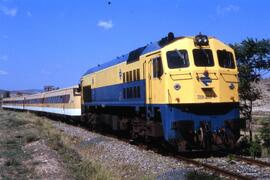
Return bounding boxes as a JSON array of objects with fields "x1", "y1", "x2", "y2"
[
  {"x1": 0, "y1": 109, "x2": 38, "y2": 179},
  {"x1": 0, "y1": 109, "x2": 113, "y2": 180}
]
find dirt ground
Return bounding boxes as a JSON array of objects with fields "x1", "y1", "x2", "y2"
[
  {"x1": 0, "y1": 109, "x2": 218, "y2": 180},
  {"x1": 0, "y1": 110, "x2": 113, "y2": 180},
  {"x1": 0, "y1": 110, "x2": 72, "y2": 179},
  {"x1": 3, "y1": 108, "x2": 268, "y2": 180}
]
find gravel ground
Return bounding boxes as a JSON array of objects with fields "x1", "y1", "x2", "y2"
[
  {"x1": 23, "y1": 140, "x2": 70, "y2": 179},
  {"x1": 51, "y1": 121, "x2": 200, "y2": 179},
  {"x1": 198, "y1": 157, "x2": 270, "y2": 179},
  {"x1": 50, "y1": 120, "x2": 270, "y2": 179}
]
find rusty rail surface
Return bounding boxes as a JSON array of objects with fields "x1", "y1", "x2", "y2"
[
  {"x1": 234, "y1": 155, "x2": 270, "y2": 168},
  {"x1": 175, "y1": 155, "x2": 252, "y2": 180}
]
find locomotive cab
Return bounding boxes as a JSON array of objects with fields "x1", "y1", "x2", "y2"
[{"x1": 145, "y1": 34, "x2": 240, "y2": 150}]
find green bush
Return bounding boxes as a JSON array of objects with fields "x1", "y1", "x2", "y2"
[
  {"x1": 259, "y1": 121, "x2": 270, "y2": 155},
  {"x1": 249, "y1": 135, "x2": 262, "y2": 158}
]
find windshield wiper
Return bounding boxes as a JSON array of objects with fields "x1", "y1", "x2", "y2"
[
  {"x1": 174, "y1": 49, "x2": 187, "y2": 66},
  {"x1": 201, "y1": 48, "x2": 211, "y2": 65}
]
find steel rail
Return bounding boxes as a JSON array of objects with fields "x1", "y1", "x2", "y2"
[
  {"x1": 175, "y1": 155, "x2": 252, "y2": 180},
  {"x1": 233, "y1": 155, "x2": 270, "y2": 168}
]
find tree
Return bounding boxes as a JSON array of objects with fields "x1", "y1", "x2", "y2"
[{"x1": 230, "y1": 38, "x2": 270, "y2": 141}]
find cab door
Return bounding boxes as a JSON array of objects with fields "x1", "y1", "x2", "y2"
[{"x1": 145, "y1": 53, "x2": 165, "y2": 105}]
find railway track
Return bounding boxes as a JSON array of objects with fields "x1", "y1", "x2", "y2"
[
  {"x1": 175, "y1": 155, "x2": 253, "y2": 180},
  {"x1": 59, "y1": 117, "x2": 270, "y2": 179},
  {"x1": 29, "y1": 112, "x2": 270, "y2": 179},
  {"x1": 233, "y1": 155, "x2": 270, "y2": 168}
]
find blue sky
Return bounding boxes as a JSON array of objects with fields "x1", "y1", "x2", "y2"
[{"x1": 0, "y1": 0, "x2": 270, "y2": 90}]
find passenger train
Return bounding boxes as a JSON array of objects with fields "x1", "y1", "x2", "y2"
[
  {"x1": 2, "y1": 33, "x2": 242, "y2": 151},
  {"x1": 2, "y1": 86, "x2": 81, "y2": 116}
]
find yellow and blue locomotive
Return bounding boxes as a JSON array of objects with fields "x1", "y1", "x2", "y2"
[{"x1": 82, "y1": 33, "x2": 241, "y2": 150}]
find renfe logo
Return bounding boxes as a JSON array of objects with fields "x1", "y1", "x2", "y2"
[{"x1": 200, "y1": 71, "x2": 212, "y2": 86}]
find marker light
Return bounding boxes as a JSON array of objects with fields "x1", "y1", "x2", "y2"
[
  {"x1": 229, "y1": 83, "x2": 235, "y2": 90},
  {"x1": 174, "y1": 83, "x2": 181, "y2": 91}
]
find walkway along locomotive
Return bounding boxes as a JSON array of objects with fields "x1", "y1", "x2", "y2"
[{"x1": 80, "y1": 33, "x2": 242, "y2": 151}]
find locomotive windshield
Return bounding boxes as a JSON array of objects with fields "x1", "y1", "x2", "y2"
[
  {"x1": 217, "y1": 50, "x2": 235, "y2": 69},
  {"x1": 193, "y1": 49, "x2": 214, "y2": 67},
  {"x1": 166, "y1": 50, "x2": 189, "y2": 69}
]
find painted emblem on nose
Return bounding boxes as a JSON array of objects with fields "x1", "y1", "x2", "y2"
[{"x1": 200, "y1": 71, "x2": 212, "y2": 86}]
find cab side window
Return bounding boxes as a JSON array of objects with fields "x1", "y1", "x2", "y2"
[{"x1": 153, "y1": 57, "x2": 163, "y2": 78}]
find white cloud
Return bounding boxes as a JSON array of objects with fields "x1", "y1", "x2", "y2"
[
  {"x1": 97, "y1": 20, "x2": 113, "y2": 30},
  {"x1": 0, "y1": 55, "x2": 8, "y2": 61},
  {"x1": 0, "y1": 70, "x2": 8, "y2": 75},
  {"x1": 216, "y1": 5, "x2": 239, "y2": 15},
  {"x1": 0, "y1": 5, "x2": 17, "y2": 17}
]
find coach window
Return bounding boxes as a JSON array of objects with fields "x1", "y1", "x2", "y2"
[
  {"x1": 217, "y1": 50, "x2": 235, "y2": 69},
  {"x1": 153, "y1": 56, "x2": 163, "y2": 78},
  {"x1": 167, "y1": 50, "x2": 189, "y2": 69}
]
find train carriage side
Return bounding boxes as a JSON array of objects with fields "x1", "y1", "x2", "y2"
[
  {"x1": 24, "y1": 93, "x2": 44, "y2": 112},
  {"x1": 2, "y1": 96, "x2": 25, "y2": 110},
  {"x1": 2, "y1": 86, "x2": 81, "y2": 117},
  {"x1": 43, "y1": 86, "x2": 81, "y2": 116}
]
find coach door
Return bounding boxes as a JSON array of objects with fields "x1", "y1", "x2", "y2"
[{"x1": 146, "y1": 53, "x2": 165, "y2": 104}]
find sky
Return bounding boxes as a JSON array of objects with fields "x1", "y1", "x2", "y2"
[{"x1": 0, "y1": 0, "x2": 270, "y2": 90}]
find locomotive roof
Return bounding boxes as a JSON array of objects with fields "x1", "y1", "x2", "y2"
[
  {"x1": 83, "y1": 42, "x2": 161, "y2": 76},
  {"x1": 83, "y1": 35, "x2": 186, "y2": 76}
]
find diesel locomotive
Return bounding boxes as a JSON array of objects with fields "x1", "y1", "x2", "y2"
[
  {"x1": 2, "y1": 33, "x2": 242, "y2": 151},
  {"x1": 80, "y1": 33, "x2": 241, "y2": 151}
]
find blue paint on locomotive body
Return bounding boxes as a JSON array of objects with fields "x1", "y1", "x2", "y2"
[
  {"x1": 156, "y1": 104, "x2": 239, "y2": 140},
  {"x1": 89, "y1": 80, "x2": 146, "y2": 104},
  {"x1": 84, "y1": 80, "x2": 239, "y2": 141}
]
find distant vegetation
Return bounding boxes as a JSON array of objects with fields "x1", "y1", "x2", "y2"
[{"x1": 231, "y1": 38, "x2": 270, "y2": 142}]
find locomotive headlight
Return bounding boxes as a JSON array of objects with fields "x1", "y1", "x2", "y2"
[
  {"x1": 229, "y1": 83, "x2": 235, "y2": 90},
  {"x1": 174, "y1": 83, "x2": 181, "y2": 91},
  {"x1": 194, "y1": 33, "x2": 209, "y2": 46}
]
